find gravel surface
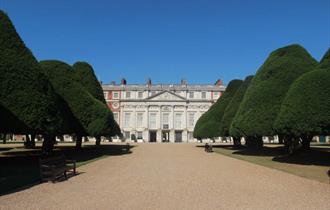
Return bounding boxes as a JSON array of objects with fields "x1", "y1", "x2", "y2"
[{"x1": 0, "y1": 143, "x2": 329, "y2": 210}]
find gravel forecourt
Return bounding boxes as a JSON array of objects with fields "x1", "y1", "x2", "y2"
[{"x1": 0, "y1": 143, "x2": 329, "y2": 210}]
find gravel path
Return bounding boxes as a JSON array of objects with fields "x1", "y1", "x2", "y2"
[{"x1": 0, "y1": 144, "x2": 329, "y2": 210}]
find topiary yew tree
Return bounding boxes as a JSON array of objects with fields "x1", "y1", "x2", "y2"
[
  {"x1": 274, "y1": 49, "x2": 330, "y2": 150},
  {"x1": 73, "y1": 62, "x2": 106, "y2": 104},
  {"x1": 193, "y1": 79, "x2": 243, "y2": 139},
  {"x1": 73, "y1": 61, "x2": 121, "y2": 144},
  {"x1": 40, "y1": 60, "x2": 115, "y2": 148},
  {"x1": 218, "y1": 75, "x2": 254, "y2": 146},
  {"x1": 231, "y1": 44, "x2": 318, "y2": 148},
  {"x1": 0, "y1": 10, "x2": 61, "y2": 149}
]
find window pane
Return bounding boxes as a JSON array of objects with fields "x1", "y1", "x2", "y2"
[
  {"x1": 174, "y1": 113, "x2": 182, "y2": 129},
  {"x1": 124, "y1": 112, "x2": 131, "y2": 127},
  {"x1": 149, "y1": 113, "x2": 157, "y2": 128},
  {"x1": 188, "y1": 113, "x2": 194, "y2": 127},
  {"x1": 162, "y1": 113, "x2": 169, "y2": 129},
  {"x1": 126, "y1": 92, "x2": 131, "y2": 98},
  {"x1": 137, "y1": 113, "x2": 143, "y2": 126},
  {"x1": 202, "y1": 92, "x2": 206, "y2": 99}
]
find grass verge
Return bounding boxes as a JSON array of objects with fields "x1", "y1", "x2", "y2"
[{"x1": 211, "y1": 144, "x2": 330, "y2": 184}]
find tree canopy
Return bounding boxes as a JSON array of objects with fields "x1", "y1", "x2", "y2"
[
  {"x1": 218, "y1": 75, "x2": 254, "y2": 138},
  {"x1": 72, "y1": 62, "x2": 106, "y2": 104},
  {"x1": 0, "y1": 10, "x2": 59, "y2": 135},
  {"x1": 40, "y1": 60, "x2": 114, "y2": 137},
  {"x1": 231, "y1": 44, "x2": 318, "y2": 138},
  {"x1": 72, "y1": 61, "x2": 121, "y2": 137},
  {"x1": 193, "y1": 79, "x2": 243, "y2": 138},
  {"x1": 274, "y1": 49, "x2": 330, "y2": 137}
]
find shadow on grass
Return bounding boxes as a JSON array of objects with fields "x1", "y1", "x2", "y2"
[
  {"x1": 198, "y1": 144, "x2": 330, "y2": 167},
  {"x1": 0, "y1": 144, "x2": 134, "y2": 196}
]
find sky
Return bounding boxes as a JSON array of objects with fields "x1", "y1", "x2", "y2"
[{"x1": 1, "y1": 0, "x2": 329, "y2": 85}]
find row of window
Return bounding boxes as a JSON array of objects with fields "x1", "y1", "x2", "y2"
[
  {"x1": 123, "y1": 131, "x2": 195, "y2": 140},
  {"x1": 104, "y1": 91, "x2": 220, "y2": 100},
  {"x1": 121, "y1": 112, "x2": 196, "y2": 129}
]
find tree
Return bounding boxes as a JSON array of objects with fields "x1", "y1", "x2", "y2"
[
  {"x1": 72, "y1": 62, "x2": 106, "y2": 104},
  {"x1": 40, "y1": 60, "x2": 116, "y2": 148},
  {"x1": 0, "y1": 10, "x2": 61, "y2": 151},
  {"x1": 218, "y1": 75, "x2": 254, "y2": 147},
  {"x1": 73, "y1": 61, "x2": 121, "y2": 145},
  {"x1": 231, "y1": 44, "x2": 318, "y2": 148},
  {"x1": 274, "y1": 49, "x2": 330, "y2": 151},
  {"x1": 193, "y1": 79, "x2": 243, "y2": 139}
]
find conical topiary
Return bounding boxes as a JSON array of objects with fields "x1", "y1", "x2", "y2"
[
  {"x1": 231, "y1": 44, "x2": 318, "y2": 147},
  {"x1": 193, "y1": 79, "x2": 243, "y2": 139},
  {"x1": 0, "y1": 10, "x2": 60, "y2": 137}
]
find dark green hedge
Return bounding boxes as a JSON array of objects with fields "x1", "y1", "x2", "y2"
[
  {"x1": 0, "y1": 10, "x2": 60, "y2": 134},
  {"x1": 72, "y1": 62, "x2": 106, "y2": 104},
  {"x1": 72, "y1": 61, "x2": 121, "y2": 136},
  {"x1": 40, "y1": 60, "x2": 114, "y2": 137},
  {"x1": 231, "y1": 44, "x2": 318, "y2": 137},
  {"x1": 193, "y1": 79, "x2": 243, "y2": 138},
  {"x1": 219, "y1": 75, "x2": 254, "y2": 138},
  {"x1": 319, "y1": 48, "x2": 330, "y2": 69},
  {"x1": 274, "y1": 68, "x2": 330, "y2": 136}
]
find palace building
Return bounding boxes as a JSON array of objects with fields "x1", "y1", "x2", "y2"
[{"x1": 102, "y1": 78, "x2": 226, "y2": 142}]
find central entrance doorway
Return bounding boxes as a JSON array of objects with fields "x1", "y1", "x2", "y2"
[
  {"x1": 175, "y1": 130, "x2": 182, "y2": 142},
  {"x1": 162, "y1": 130, "x2": 170, "y2": 142},
  {"x1": 149, "y1": 131, "x2": 157, "y2": 142}
]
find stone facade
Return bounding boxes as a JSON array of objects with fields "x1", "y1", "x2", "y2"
[{"x1": 102, "y1": 79, "x2": 226, "y2": 142}]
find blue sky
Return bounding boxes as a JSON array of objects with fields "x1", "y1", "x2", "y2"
[{"x1": 1, "y1": 0, "x2": 329, "y2": 85}]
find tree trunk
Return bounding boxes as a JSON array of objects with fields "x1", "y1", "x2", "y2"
[
  {"x1": 95, "y1": 136, "x2": 101, "y2": 146},
  {"x1": 58, "y1": 135, "x2": 64, "y2": 142},
  {"x1": 42, "y1": 135, "x2": 55, "y2": 155},
  {"x1": 245, "y1": 136, "x2": 263, "y2": 149},
  {"x1": 2, "y1": 133, "x2": 6, "y2": 144},
  {"x1": 76, "y1": 135, "x2": 82, "y2": 149},
  {"x1": 301, "y1": 135, "x2": 311, "y2": 151},
  {"x1": 31, "y1": 133, "x2": 36, "y2": 148},
  {"x1": 233, "y1": 137, "x2": 241, "y2": 148},
  {"x1": 25, "y1": 134, "x2": 31, "y2": 148}
]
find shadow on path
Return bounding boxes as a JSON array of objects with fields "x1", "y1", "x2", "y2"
[{"x1": 0, "y1": 144, "x2": 134, "y2": 196}]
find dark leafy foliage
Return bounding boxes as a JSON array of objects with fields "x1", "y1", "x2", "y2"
[
  {"x1": 72, "y1": 61, "x2": 121, "y2": 137},
  {"x1": 219, "y1": 75, "x2": 254, "y2": 138},
  {"x1": 319, "y1": 48, "x2": 330, "y2": 69},
  {"x1": 40, "y1": 60, "x2": 114, "y2": 137},
  {"x1": 72, "y1": 62, "x2": 106, "y2": 104},
  {"x1": 0, "y1": 10, "x2": 60, "y2": 134},
  {"x1": 231, "y1": 44, "x2": 318, "y2": 137},
  {"x1": 274, "y1": 68, "x2": 330, "y2": 136},
  {"x1": 193, "y1": 79, "x2": 243, "y2": 138}
]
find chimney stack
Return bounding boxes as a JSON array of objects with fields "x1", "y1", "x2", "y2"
[
  {"x1": 110, "y1": 81, "x2": 116, "y2": 85},
  {"x1": 181, "y1": 78, "x2": 187, "y2": 86},
  {"x1": 121, "y1": 78, "x2": 127, "y2": 85},
  {"x1": 146, "y1": 78, "x2": 152, "y2": 87},
  {"x1": 215, "y1": 79, "x2": 223, "y2": 86}
]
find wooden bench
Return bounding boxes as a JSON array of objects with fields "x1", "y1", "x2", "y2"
[{"x1": 39, "y1": 155, "x2": 76, "y2": 182}]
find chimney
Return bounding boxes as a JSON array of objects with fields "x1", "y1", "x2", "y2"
[
  {"x1": 110, "y1": 81, "x2": 116, "y2": 85},
  {"x1": 181, "y1": 78, "x2": 187, "y2": 86},
  {"x1": 121, "y1": 78, "x2": 127, "y2": 85},
  {"x1": 215, "y1": 79, "x2": 223, "y2": 86},
  {"x1": 146, "y1": 78, "x2": 152, "y2": 87}
]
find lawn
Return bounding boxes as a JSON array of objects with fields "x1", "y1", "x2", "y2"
[
  {"x1": 0, "y1": 143, "x2": 133, "y2": 195},
  {"x1": 210, "y1": 143, "x2": 330, "y2": 184}
]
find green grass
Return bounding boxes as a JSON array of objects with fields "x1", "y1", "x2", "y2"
[
  {"x1": 211, "y1": 144, "x2": 330, "y2": 184},
  {"x1": 0, "y1": 143, "x2": 133, "y2": 195}
]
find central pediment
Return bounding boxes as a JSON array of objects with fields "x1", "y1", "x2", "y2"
[{"x1": 147, "y1": 91, "x2": 186, "y2": 101}]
